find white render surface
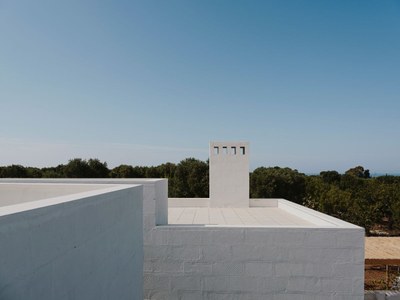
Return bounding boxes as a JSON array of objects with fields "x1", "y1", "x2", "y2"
[
  {"x1": 0, "y1": 183, "x2": 144, "y2": 300},
  {"x1": 144, "y1": 225, "x2": 364, "y2": 300},
  {"x1": 209, "y1": 141, "x2": 249, "y2": 207},
  {"x1": 1, "y1": 178, "x2": 168, "y2": 298},
  {"x1": 0, "y1": 178, "x2": 168, "y2": 226},
  {"x1": 0, "y1": 183, "x2": 118, "y2": 207}
]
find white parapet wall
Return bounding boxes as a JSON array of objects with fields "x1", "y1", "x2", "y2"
[
  {"x1": 0, "y1": 183, "x2": 144, "y2": 300},
  {"x1": 0, "y1": 178, "x2": 168, "y2": 227},
  {"x1": 144, "y1": 225, "x2": 364, "y2": 300}
]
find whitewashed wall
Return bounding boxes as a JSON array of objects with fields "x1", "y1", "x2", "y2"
[
  {"x1": 0, "y1": 178, "x2": 168, "y2": 298},
  {"x1": 0, "y1": 178, "x2": 168, "y2": 226},
  {"x1": 144, "y1": 226, "x2": 364, "y2": 300},
  {"x1": 0, "y1": 185, "x2": 144, "y2": 300}
]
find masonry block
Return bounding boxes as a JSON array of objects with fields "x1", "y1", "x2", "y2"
[
  {"x1": 244, "y1": 262, "x2": 274, "y2": 277},
  {"x1": 184, "y1": 262, "x2": 213, "y2": 275},
  {"x1": 171, "y1": 275, "x2": 202, "y2": 291},
  {"x1": 212, "y1": 262, "x2": 244, "y2": 276}
]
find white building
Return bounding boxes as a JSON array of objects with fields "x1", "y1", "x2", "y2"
[{"x1": 0, "y1": 141, "x2": 365, "y2": 299}]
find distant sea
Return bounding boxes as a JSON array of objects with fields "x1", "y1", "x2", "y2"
[
  {"x1": 370, "y1": 172, "x2": 400, "y2": 177},
  {"x1": 305, "y1": 172, "x2": 400, "y2": 177}
]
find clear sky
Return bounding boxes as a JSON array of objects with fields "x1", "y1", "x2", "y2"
[{"x1": 1, "y1": 1, "x2": 399, "y2": 174}]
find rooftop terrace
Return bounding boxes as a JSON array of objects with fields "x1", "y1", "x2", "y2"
[
  {"x1": 168, "y1": 197, "x2": 358, "y2": 228},
  {"x1": 169, "y1": 207, "x2": 313, "y2": 226}
]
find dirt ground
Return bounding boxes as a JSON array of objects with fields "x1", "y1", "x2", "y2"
[{"x1": 365, "y1": 265, "x2": 400, "y2": 290}]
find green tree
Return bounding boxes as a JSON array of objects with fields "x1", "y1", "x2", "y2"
[
  {"x1": 250, "y1": 167, "x2": 306, "y2": 204},
  {"x1": 304, "y1": 175, "x2": 378, "y2": 234},
  {"x1": 63, "y1": 158, "x2": 92, "y2": 178},
  {"x1": 391, "y1": 185, "x2": 400, "y2": 231},
  {"x1": 345, "y1": 166, "x2": 370, "y2": 178},
  {"x1": 0, "y1": 165, "x2": 28, "y2": 178},
  {"x1": 339, "y1": 174, "x2": 366, "y2": 191},
  {"x1": 110, "y1": 165, "x2": 135, "y2": 178},
  {"x1": 376, "y1": 175, "x2": 400, "y2": 185},
  {"x1": 131, "y1": 166, "x2": 147, "y2": 178},
  {"x1": 41, "y1": 165, "x2": 64, "y2": 178},
  {"x1": 369, "y1": 182, "x2": 400, "y2": 231},
  {"x1": 157, "y1": 163, "x2": 177, "y2": 195},
  {"x1": 303, "y1": 176, "x2": 327, "y2": 210},
  {"x1": 26, "y1": 167, "x2": 43, "y2": 178},
  {"x1": 157, "y1": 163, "x2": 176, "y2": 179},
  {"x1": 88, "y1": 159, "x2": 109, "y2": 178},
  {"x1": 172, "y1": 158, "x2": 208, "y2": 197},
  {"x1": 145, "y1": 166, "x2": 161, "y2": 178},
  {"x1": 320, "y1": 170, "x2": 341, "y2": 185}
]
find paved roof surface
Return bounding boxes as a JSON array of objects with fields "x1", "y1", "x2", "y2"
[{"x1": 168, "y1": 207, "x2": 313, "y2": 226}]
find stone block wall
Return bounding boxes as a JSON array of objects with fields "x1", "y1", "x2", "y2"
[{"x1": 144, "y1": 226, "x2": 364, "y2": 300}]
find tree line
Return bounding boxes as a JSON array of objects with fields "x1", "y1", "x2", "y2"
[{"x1": 1, "y1": 158, "x2": 400, "y2": 235}]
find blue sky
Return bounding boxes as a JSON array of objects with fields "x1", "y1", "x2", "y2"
[{"x1": 1, "y1": 1, "x2": 399, "y2": 173}]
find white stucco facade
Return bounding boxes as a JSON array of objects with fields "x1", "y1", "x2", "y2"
[{"x1": 0, "y1": 183, "x2": 144, "y2": 300}]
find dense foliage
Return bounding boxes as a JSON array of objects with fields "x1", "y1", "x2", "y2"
[{"x1": 1, "y1": 159, "x2": 400, "y2": 235}]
